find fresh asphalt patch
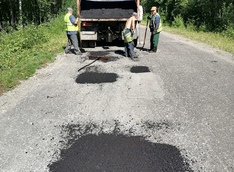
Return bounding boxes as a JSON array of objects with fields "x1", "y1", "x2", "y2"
[
  {"x1": 130, "y1": 66, "x2": 151, "y2": 73},
  {"x1": 48, "y1": 121, "x2": 192, "y2": 172},
  {"x1": 76, "y1": 72, "x2": 118, "y2": 84},
  {"x1": 76, "y1": 65, "x2": 151, "y2": 84}
]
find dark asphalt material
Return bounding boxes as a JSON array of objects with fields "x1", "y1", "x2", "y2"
[
  {"x1": 76, "y1": 72, "x2": 118, "y2": 83},
  {"x1": 89, "y1": 51, "x2": 110, "y2": 56},
  {"x1": 80, "y1": 0, "x2": 136, "y2": 19},
  {"x1": 81, "y1": 9, "x2": 134, "y2": 19},
  {"x1": 49, "y1": 134, "x2": 192, "y2": 172},
  {"x1": 88, "y1": 50, "x2": 121, "y2": 62},
  {"x1": 130, "y1": 66, "x2": 150, "y2": 73}
]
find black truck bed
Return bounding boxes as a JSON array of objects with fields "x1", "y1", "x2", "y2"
[
  {"x1": 80, "y1": 8, "x2": 134, "y2": 19},
  {"x1": 80, "y1": 0, "x2": 137, "y2": 19}
]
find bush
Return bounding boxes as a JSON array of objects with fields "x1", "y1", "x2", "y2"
[
  {"x1": 0, "y1": 25, "x2": 49, "y2": 71},
  {"x1": 172, "y1": 15, "x2": 185, "y2": 28},
  {"x1": 222, "y1": 26, "x2": 234, "y2": 39},
  {"x1": 0, "y1": 15, "x2": 66, "y2": 94}
]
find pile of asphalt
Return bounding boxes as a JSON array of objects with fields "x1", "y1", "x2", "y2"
[{"x1": 81, "y1": 8, "x2": 134, "y2": 19}]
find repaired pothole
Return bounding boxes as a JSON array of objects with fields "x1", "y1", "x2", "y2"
[
  {"x1": 76, "y1": 72, "x2": 118, "y2": 84},
  {"x1": 130, "y1": 66, "x2": 150, "y2": 73},
  {"x1": 49, "y1": 133, "x2": 192, "y2": 172},
  {"x1": 48, "y1": 121, "x2": 193, "y2": 172}
]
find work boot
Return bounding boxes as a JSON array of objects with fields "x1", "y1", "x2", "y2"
[
  {"x1": 74, "y1": 50, "x2": 82, "y2": 55},
  {"x1": 130, "y1": 55, "x2": 139, "y2": 61},
  {"x1": 149, "y1": 46, "x2": 157, "y2": 53},
  {"x1": 65, "y1": 49, "x2": 72, "y2": 54}
]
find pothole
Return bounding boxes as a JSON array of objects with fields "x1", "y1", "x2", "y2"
[
  {"x1": 130, "y1": 66, "x2": 150, "y2": 73},
  {"x1": 76, "y1": 72, "x2": 118, "y2": 84},
  {"x1": 89, "y1": 51, "x2": 109, "y2": 56},
  {"x1": 88, "y1": 55, "x2": 119, "y2": 62}
]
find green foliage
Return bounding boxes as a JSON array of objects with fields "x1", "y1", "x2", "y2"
[
  {"x1": 62, "y1": 0, "x2": 77, "y2": 11},
  {"x1": 141, "y1": 0, "x2": 234, "y2": 34},
  {"x1": 0, "y1": 15, "x2": 66, "y2": 94},
  {"x1": 222, "y1": 26, "x2": 234, "y2": 40},
  {"x1": 163, "y1": 25, "x2": 234, "y2": 55},
  {"x1": 0, "y1": 0, "x2": 63, "y2": 31},
  {"x1": 0, "y1": 25, "x2": 49, "y2": 71},
  {"x1": 172, "y1": 15, "x2": 185, "y2": 28}
]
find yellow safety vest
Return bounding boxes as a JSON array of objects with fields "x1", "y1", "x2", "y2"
[
  {"x1": 64, "y1": 13, "x2": 78, "y2": 31},
  {"x1": 122, "y1": 29, "x2": 133, "y2": 43}
]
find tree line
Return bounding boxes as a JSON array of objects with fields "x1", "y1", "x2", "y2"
[
  {"x1": 142, "y1": 0, "x2": 234, "y2": 32},
  {"x1": 0, "y1": 0, "x2": 233, "y2": 33},
  {"x1": 0, "y1": 0, "x2": 64, "y2": 31}
]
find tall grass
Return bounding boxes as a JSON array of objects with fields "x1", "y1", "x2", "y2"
[
  {"x1": 164, "y1": 26, "x2": 234, "y2": 54},
  {"x1": 0, "y1": 15, "x2": 66, "y2": 95}
]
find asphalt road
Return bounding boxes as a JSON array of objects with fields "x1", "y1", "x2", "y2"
[{"x1": 0, "y1": 25, "x2": 234, "y2": 172}]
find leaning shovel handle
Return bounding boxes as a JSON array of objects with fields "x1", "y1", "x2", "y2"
[{"x1": 141, "y1": 19, "x2": 149, "y2": 50}]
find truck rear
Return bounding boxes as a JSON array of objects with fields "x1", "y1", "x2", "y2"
[{"x1": 77, "y1": 0, "x2": 142, "y2": 48}]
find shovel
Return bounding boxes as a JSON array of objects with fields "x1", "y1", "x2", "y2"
[
  {"x1": 141, "y1": 18, "x2": 149, "y2": 51},
  {"x1": 78, "y1": 56, "x2": 108, "y2": 72}
]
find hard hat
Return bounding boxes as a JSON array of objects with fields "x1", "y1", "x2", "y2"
[{"x1": 151, "y1": 6, "x2": 157, "y2": 11}]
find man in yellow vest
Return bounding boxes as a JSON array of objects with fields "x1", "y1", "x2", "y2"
[
  {"x1": 64, "y1": 7, "x2": 82, "y2": 55},
  {"x1": 122, "y1": 12, "x2": 138, "y2": 61},
  {"x1": 147, "y1": 6, "x2": 162, "y2": 53}
]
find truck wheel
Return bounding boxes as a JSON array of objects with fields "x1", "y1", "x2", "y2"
[{"x1": 89, "y1": 41, "x2": 96, "y2": 48}]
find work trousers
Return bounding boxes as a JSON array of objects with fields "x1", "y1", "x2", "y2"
[
  {"x1": 150, "y1": 32, "x2": 160, "y2": 49},
  {"x1": 65, "y1": 34, "x2": 80, "y2": 53},
  {"x1": 124, "y1": 41, "x2": 135, "y2": 57},
  {"x1": 124, "y1": 29, "x2": 136, "y2": 57}
]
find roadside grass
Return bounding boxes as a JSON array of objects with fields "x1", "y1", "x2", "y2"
[
  {"x1": 140, "y1": 18, "x2": 234, "y2": 55},
  {"x1": 0, "y1": 15, "x2": 66, "y2": 95},
  {"x1": 163, "y1": 26, "x2": 234, "y2": 54}
]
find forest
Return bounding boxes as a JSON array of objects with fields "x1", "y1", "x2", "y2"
[
  {"x1": 143, "y1": 0, "x2": 234, "y2": 33},
  {"x1": 0, "y1": 0, "x2": 233, "y2": 34},
  {"x1": 0, "y1": 0, "x2": 63, "y2": 31}
]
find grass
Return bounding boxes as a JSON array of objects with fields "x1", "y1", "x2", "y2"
[
  {"x1": 0, "y1": 15, "x2": 67, "y2": 95},
  {"x1": 163, "y1": 26, "x2": 234, "y2": 55}
]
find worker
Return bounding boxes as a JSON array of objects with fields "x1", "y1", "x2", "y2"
[
  {"x1": 147, "y1": 6, "x2": 162, "y2": 53},
  {"x1": 122, "y1": 12, "x2": 138, "y2": 60},
  {"x1": 64, "y1": 7, "x2": 82, "y2": 55}
]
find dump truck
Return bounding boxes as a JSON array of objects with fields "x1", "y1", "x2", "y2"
[{"x1": 76, "y1": 0, "x2": 143, "y2": 48}]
